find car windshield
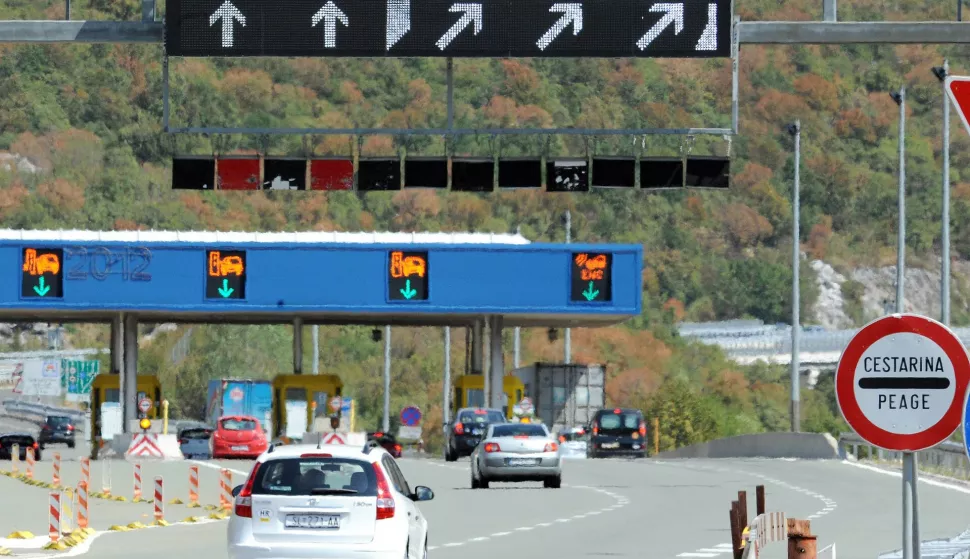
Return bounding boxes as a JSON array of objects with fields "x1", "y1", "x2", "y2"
[
  {"x1": 221, "y1": 418, "x2": 258, "y2": 431},
  {"x1": 48, "y1": 416, "x2": 71, "y2": 427},
  {"x1": 492, "y1": 424, "x2": 547, "y2": 437},
  {"x1": 252, "y1": 457, "x2": 378, "y2": 496},
  {"x1": 597, "y1": 412, "x2": 641, "y2": 431},
  {"x1": 459, "y1": 409, "x2": 505, "y2": 424}
]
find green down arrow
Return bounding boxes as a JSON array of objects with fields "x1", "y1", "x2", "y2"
[
  {"x1": 582, "y1": 281, "x2": 599, "y2": 301},
  {"x1": 33, "y1": 276, "x2": 51, "y2": 297},
  {"x1": 400, "y1": 279, "x2": 417, "y2": 300},
  {"x1": 217, "y1": 279, "x2": 234, "y2": 298}
]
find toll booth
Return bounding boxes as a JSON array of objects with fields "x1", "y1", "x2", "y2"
[
  {"x1": 271, "y1": 374, "x2": 343, "y2": 440},
  {"x1": 452, "y1": 375, "x2": 524, "y2": 419},
  {"x1": 90, "y1": 373, "x2": 162, "y2": 444}
]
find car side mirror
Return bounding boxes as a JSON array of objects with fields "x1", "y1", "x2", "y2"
[
  {"x1": 411, "y1": 486, "x2": 434, "y2": 502},
  {"x1": 231, "y1": 484, "x2": 243, "y2": 498}
]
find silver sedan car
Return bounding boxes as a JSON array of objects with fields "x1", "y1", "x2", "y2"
[{"x1": 470, "y1": 422, "x2": 561, "y2": 489}]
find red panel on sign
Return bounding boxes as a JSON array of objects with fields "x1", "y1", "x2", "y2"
[
  {"x1": 217, "y1": 158, "x2": 260, "y2": 191},
  {"x1": 310, "y1": 159, "x2": 354, "y2": 191},
  {"x1": 835, "y1": 314, "x2": 970, "y2": 451}
]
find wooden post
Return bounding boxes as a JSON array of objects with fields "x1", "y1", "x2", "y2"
[
  {"x1": 787, "y1": 519, "x2": 817, "y2": 559},
  {"x1": 738, "y1": 490, "x2": 748, "y2": 529},
  {"x1": 653, "y1": 417, "x2": 659, "y2": 455},
  {"x1": 730, "y1": 501, "x2": 742, "y2": 559},
  {"x1": 756, "y1": 485, "x2": 766, "y2": 516}
]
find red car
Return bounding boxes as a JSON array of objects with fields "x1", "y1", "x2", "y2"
[
  {"x1": 211, "y1": 416, "x2": 268, "y2": 459},
  {"x1": 368, "y1": 431, "x2": 403, "y2": 458}
]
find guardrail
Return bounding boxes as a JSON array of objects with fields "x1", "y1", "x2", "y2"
[
  {"x1": 1, "y1": 399, "x2": 87, "y2": 422},
  {"x1": 838, "y1": 432, "x2": 970, "y2": 480}
]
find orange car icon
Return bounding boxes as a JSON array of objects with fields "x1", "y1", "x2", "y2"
[
  {"x1": 402, "y1": 256, "x2": 425, "y2": 278},
  {"x1": 221, "y1": 256, "x2": 244, "y2": 276},
  {"x1": 585, "y1": 254, "x2": 607, "y2": 271}
]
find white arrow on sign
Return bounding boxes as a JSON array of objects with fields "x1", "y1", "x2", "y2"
[
  {"x1": 536, "y1": 3, "x2": 583, "y2": 51},
  {"x1": 386, "y1": 0, "x2": 411, "y2": 50},
  {"x1": 435, "y1": 3, "x2": 482, "y2": 50},
  {"x1": 312, "y1": 1, "x2": 350, "y2": 49},
  {"x1": 695, "y1": 3, "x2": 717, "y2": 51},
  {"x1": 636, "y1": 3, "x2": 683, "y2": 51},
  {"x1": 209, "y1": 0, "x2": 246, "y2": 48}
]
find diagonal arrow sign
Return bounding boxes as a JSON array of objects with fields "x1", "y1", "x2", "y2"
[
  {"x1": 636, "y1": 3, "x2": 683, "y2": 51},
  {"x1": 312, "y1": 1, "x2": 350, "y2": 48},
  {"x1": 209, "y1": 0, "x2": 246, "y2": 48},
  {"x1": 386, "y1": 0, "x2": 411, "y2": 50},
  {"x1": 537, "y1": 3, "x2": 583, "y2": 50},
  {"x1": 435, "y1": 3, "x2": 482, "y2": 50},
  {"x1": 695, "y1": 3, "x2": 717, "y2": 51}
]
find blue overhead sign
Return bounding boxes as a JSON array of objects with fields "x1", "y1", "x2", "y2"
[{"x1": 0, "y1": 232, "x2": 641, "y2": 326}]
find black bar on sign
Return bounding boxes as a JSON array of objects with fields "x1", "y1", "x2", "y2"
[{"x1": 857, "y1": 377, "x2": 951, "y2": 390}]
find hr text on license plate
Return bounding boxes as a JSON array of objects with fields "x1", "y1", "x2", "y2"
[
  {"x1": 231, "y1": 445, "x2": 248, "y2": 451},
  {"x1": 507, "y1": 458, "x2": 539, "y2": 466},
  {"x1": 285, "y1": 514, "x2": 341, "y2": 529}
]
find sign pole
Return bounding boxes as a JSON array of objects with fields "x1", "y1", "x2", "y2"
[{"x1": 902, "y1": 452, "x2": 915, "y2": 559}]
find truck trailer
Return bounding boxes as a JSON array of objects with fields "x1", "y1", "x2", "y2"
[{"x1": 511, "y1": 362, "x2": 606, "y2": 433}]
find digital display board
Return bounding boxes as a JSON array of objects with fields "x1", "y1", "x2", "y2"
[
  {"x1": 388, "y1": 250, "x2": 429, "y2": 301},
  {"x1": 217, "y1": 157, "x2": 261, "y2": 190},
  {"x1": 310, "y1": 159, "x2": 354, "y2": 190},
  {"x1": 263, "y1": 159, "x2": 307, "y2": 190},
  {"x1": 548, "y1": 160, "x2": 589, "y2": 192},
  {"x1": 172, "y1": 157, "x2": 216, "y2": 190},
  {"x1": 21, "y1": 248, "x2": 64, "y2": 299},
  {"x1": 206, "y1": 250, "x2": 246, "y2": 300},
  {"x1": 165, "y1": 0, "x2": 731, "y2": 58},
  {"x1": 570, "y1": 252, "x2": 611, "y2": 302}
]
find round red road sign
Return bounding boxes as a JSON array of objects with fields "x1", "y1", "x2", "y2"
[{"x1": 835, "y1": 313, "x2": 970, "y2": 451}]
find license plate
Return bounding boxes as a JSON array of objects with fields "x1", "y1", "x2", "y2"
[
  {"x1": 285, "y1": 514, "x2": 340, "y2": 529},
  {"x1": 601, "y1": 442, "x2": 620, "y2": 449},
  {"x1": 507, "y1": 458, "x2": 539, "y2": 466},
  {"x1": 231, "y1": 445, "x2": 248, "y2": 451}
]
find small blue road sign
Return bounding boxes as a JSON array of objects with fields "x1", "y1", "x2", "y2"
[{"x1": 401, "y1": 406, "x2": 422, "y2": 427}]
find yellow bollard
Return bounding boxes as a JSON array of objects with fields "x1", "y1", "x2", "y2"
[{"x1": 162, "y1": 400, "x2": 169, "y2": 435}]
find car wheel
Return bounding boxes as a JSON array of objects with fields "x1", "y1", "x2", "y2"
[
  {"x1": 67, "y1": 441, "x2": 75, "y2": 449},
  {"x1": 423, "y1": 538, "x2": 428, "y2": 559},
  {"x1": 471, "y1": 470, "x2": 480, "y2": 489},
  {"x1": 445, "y1": 446, "x2": 457, "y2": 462},
  {"x1": 544, "y1": 476, "x2": 561, "y2": 489},
  {"x1": 480, "y1": 476, "x2": 489, "y2": 489}
]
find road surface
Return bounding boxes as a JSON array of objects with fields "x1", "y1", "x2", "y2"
[{"x1": 1, "y1": 454, "x2": 969, "y2": 558}]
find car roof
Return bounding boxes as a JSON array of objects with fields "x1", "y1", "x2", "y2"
[
  {"x1": 256, "y1": 443, "x2": 388, "y2": 464},
  {"x1": 595, "y1": 408, "x2": 642, "y2": 415},
  {"x1": 457, "y1": 407, "x2": 503, "y2": 414},
  {"x1": 0, "y1": 432, "x2": 35, "y2": 438}
]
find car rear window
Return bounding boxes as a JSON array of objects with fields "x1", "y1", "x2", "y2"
[
  {"x1": 597, "y1": 412, "x2": 641, "y2": 430},
  {"x1": 252, "y1": 457, "x2": 378, "y2": 497},
  {"x1": 459, "y1": 409, "x2": 505, "y2": 424},
  {"x1": 180, "y1": 428, "x2": 211, "y2": 440},
  {"x1": 221, "y1": 418, "x2": 258, "y2": 431},
  {"x1": 48, "y1": 416, "x2": 72, "y2": 427},
  {"x1": 492, "y1": 424, "x2": 547, "y2": 437},
  {"x1": 0, "y1": 435, "x2": 34, "y2": 446}
]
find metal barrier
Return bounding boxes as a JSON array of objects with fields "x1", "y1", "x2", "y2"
[
  {"x1": 838, "y1": 432, "x2": 970, "y2": 479},
  {"x1": 1, "y1": 399, "x2": 87, "y2": 420}
]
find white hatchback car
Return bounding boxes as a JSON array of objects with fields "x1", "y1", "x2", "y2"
[{"x1": 227, "y1": 441, "x2": 434, "y2": 559}]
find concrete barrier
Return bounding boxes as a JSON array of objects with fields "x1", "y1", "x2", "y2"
[{"x1": 654, "y1": 432, "x2": 841, "y2": 460}]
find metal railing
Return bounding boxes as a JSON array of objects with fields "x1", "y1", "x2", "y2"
[
  {"x1": 1, "y1": 399, "x2": 87, "y2": 422},
  {"x1": 838, "y1": 432, "x2": 970, "y2": 480}
]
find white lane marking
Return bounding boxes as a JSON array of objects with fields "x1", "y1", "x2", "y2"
[
  {"x1": 713, "y1": 544, "x2": 733, "y2": 549},
  {"x1": 189, "y1": 459, "x2": 249, "y2": 476},
  {"x1": 443, "y1": 542, "x2": 464, "y2": 547},
  {"x1": 678, "y1": 553, "x2": 720, "y2": 558},
  {"x1": 840, "y1": 460, "x2": 970, "y2": 495},
  {"x1": 697, "y1": 548, "x2": 730, "y2": 552},
  {"x1": 415, "y1": 458, "x2": 630, "y2": 549},
  {"x1": 428, "y1": 546, "x2": 439, "y2": 551}
]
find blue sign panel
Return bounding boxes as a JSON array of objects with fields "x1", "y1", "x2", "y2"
[{"x1": 0, "y1": 236, "x2": 642, "y2": 325}]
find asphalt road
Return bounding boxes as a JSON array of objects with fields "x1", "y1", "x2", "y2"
[{"x1": 2, "y1": 455, "x2": 969, "y2": 558}]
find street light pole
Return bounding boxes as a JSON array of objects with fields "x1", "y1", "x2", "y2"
[
  {"x1": 564, "y1": 210, "x2": 571, "y2": 365},
  {"x1": 891, "y1": 87, "x2": 906, "y2": 314},
  {"x1": 933, "y1": 61, "x2": 951, "y2": 326},
  {"x1": 787, "y1": 120, "x2": 801, "y2": 433}
]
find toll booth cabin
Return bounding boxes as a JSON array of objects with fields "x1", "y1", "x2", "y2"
[
  {"x1": 272, "y1": 374, "x2": 343, "y2": 440},
  {"x1": 452, "y1": 375, "x2": 524, "y2": 419},
  {"x1": 90, "y1": 373, "x2": 162, "y2": 444}
]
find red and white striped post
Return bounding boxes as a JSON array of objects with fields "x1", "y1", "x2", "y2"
[
  {"x1": 48, "y1": 490, "x2": 61, "y2": 543},
  {"x1": 52, "y1": 452, "x2": 61, "y2": 487},
  {"x1": 188, "y1": 465, "x2": 200, "y2": 507},
  {"x1": 25, "y1": 446, "x2": 34, "y2": 480},
  {"x1": 76, "y1": 482, "x2": 89, "y2": 530},
  {"x1": 10, "y1": 443, "x2": 19, "y2": 474},
  {"x1": 79, "y1": 457, "x2": 90, "y2": 490},
  {"x1": 133, "y1": 462, "x2": 143, "y2": 501},
  {"x1": 219, "y1": 469, "x2": 232, "y2": 512},
  {"x1": 101, "y1": 459, "x2": 112, "y2": 497},
  {"x1": 153, "y1": 476, "x2": 164, "y2": 524}
]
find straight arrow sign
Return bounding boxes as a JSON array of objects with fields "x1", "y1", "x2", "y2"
[
  {"x1": 386, "y1": 0, "x2": 411, "y2": 49},
  {"x1": 312, "y1": 1, "x2": 349, "y2": 49},
  {"x1": 209, "y1": 0, "x2": 246, "y2": 48},
  {"x1": 636, "y1": 3, "x2": 684, "y2": 51},
  {"x1": 436, "y1": 3, "x2": 482, "y2": 50},
  {"x1": 536, "y1": 3, "x2": 583, "y2": 50}
]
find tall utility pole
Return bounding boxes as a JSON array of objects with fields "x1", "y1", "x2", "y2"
[
  {"x1": 564, "y1": 210, "x2": 572, "y2": 364},
  {"x1": 787, "y1": 121, "x2": 801, "y2": 433},
  {"x1": 382, "y1": 325, "x2": 391, "y2": 433},
  {"x1": 514, "y1": 226, "x2": 522, "y2": 369},
  {"x1": 312, "y1": 324, "x2": 319, "y2": 374},
  {"x1": 934, "y1": 61, "x2": 951, "y2": 326},
  {"x1": 443, "y1": 327, "x2": 451, "y2": 427},
  {"x1": 891, "y1": 87, "x2": 906, "y2": 314}
]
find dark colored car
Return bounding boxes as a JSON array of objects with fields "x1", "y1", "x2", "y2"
[
  {"x1": 39, "y1": 415, "x2": 76, "y2": 448},
  {"x1": 444, "y1": 407, "x2": 506, "y2": 461},
  {"x1": 178, "y1": 426, "x2": 213, "y2": 459},
  {"x1": 0, "y1": 433, "x2": 42, "y2": 460},
  {"x1": 587, "y1": 408, "x2": 647, "y2": 459},
  {"x1": 367, "y1": 431, "x2": 402, "y2": 458}
]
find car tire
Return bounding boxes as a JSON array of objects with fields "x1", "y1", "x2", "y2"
[
  {"x1": 423, "y1": 538, "x2": 428, "y2": 559},
  {"x1": 445, "y1": 446, "x2": 457, "y2": 462},
  {"x1": 471, "y1": 469, "x2": 480, "y2": 489},
  {"x1": 544, "y1": 476, "x2": 561, "y2": 489},
  {"x1": 480, "y1": 476, "x2": 489, "y2": 489},
  {"x1": 67, "y1": 441, "x2": 75, "y2": 449}
]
